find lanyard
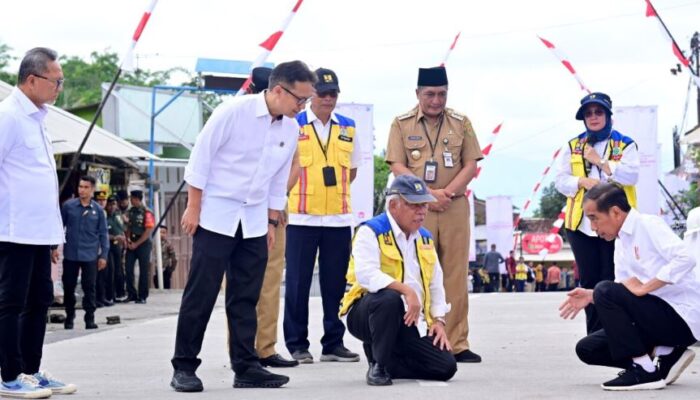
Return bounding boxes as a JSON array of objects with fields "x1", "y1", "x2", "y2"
[
  {"x1": 310, "y1": 120, "x2": 333, "y2": 160},
  {"x1": 420, "y1": 115, "x2": 444, "y2": 161}
]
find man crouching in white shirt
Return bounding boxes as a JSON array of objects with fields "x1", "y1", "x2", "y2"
[
  {"x1": 339, "y1": 174, "x2": 456, "y2": 386},
  {"x1": 170, "y1": 61, "x2": 317, "y2": 392},
  {"x1": 559, "y1": 183, "x2": 699, "y2": 391}
]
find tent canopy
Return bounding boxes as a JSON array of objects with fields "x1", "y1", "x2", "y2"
[
  {"x1": 681, "y1": 125, "x2": 700, "y2": 145},
  {"x1": 0, "y1": 81, "x2": 157, "y2": 160}
]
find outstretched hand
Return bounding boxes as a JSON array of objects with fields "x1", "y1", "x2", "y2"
[{"x1": 559, "y1": 288, "x2": 593, "y2": 320}]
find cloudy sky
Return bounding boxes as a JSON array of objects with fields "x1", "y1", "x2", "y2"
[{"x1": 2, "y1": 0, "x2": 698, "y2": 214}]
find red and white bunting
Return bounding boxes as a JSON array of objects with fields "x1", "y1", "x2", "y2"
[
  {"x1": 236, "y1": 0, "x2": 304, "y2": 96},
  {"x1": 537, "y1": 35, "x2": 591, "y2": 94},
  {"x1": 513, "y1": 146, "x2": 563, "y2": 229},
  {"x1": 440, "y1": 32, "x2": 461, "y2": 67},
  {"x1": 644, "y1": 0, "x2": 700, "y2": 88},
  {"x1": 538, "y1": 206, "x2": 567, "y2": 258},
  {"x1": 466, "y1": 122, "x2": 503, "y2": 198},
  {"x1": 120, "y1": 0, "x2": 159, "y2": 72}
]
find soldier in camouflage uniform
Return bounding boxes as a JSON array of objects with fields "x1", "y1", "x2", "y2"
[
  {"x1": 125, "y1": 190, "x2": 155, "y2": 303},
  {"x1": 154, "y1": 225, "x2": 178, "y2": 289},
  {"x1": 106, "y1": 196, "x2": 127, "y2": 302}
]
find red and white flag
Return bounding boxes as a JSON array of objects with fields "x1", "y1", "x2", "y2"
[
  {"x1": 538, "y1": 206, "x2": 567, "y2": 258},
  {"x1": 236, "y1": 0, "x2": 304, "y2": 96},
  {"x1": 466, "y1": 122, "x2": 503, "y2": 198},
  {"x1": 645, "y1": 0, "x2": 700, "y2": 88},
  {"x1": 513, "y1": 146, "x2": 563, "y2": 229},
  {"x1": 440, "y1": 32, "x2": 461, "y2": 67},
  {"x1": 537, "y1": 35, "x2": 591, "y2": 94},
  {"x1": 120, "y1": 0, "x2": 159, "y2": 72}
]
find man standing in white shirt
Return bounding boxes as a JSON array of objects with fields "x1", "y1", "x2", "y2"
[
  {"x1": 560, "y1": 183, "x2": 699, "y2": 391},
  {"x1": 555, "y1": 92, "x2": 640, "y2": 334},
  {"x1": 0, "y1": 47, "x2": 76, "y2": 398},
  {"x1": 284, "y1": 67, "x2": 361, "y2": 364},
  {"x1": 340, "y1": 174, "x2": 456, "y2": 386},
  {"x1": 170, "y1": 61, "x2": 317, "y2": 392}
]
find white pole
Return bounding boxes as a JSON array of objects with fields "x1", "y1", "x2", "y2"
[{"x1": 153, "y1": 189, "x2": 164, "y2": 289}]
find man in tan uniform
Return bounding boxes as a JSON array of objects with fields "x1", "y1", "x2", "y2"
[
  {"x1": 385, "y1": 66, "x2": 483, "y2": 363},
  {"x1": 249, "y1": 66, "x2": 299, "y2": 368}
]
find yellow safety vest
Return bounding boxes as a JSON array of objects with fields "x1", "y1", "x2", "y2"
[
  {"x1": 288, "y1": 111, "x2": 355, "y2": 216},
  {"x1": 515, "y1": 263, "x2": 528, "y2": 281},
  {"x1": 339, "y1": 213, "x2": 439, "y2": 326},
  {"x1": 565, "y1": 131, "x2": 637, "y2": 230}
]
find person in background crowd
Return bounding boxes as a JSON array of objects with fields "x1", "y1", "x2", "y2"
[
  {"x1": 105, "y1": 196, "x2": 126, "y2": 304},
  {"x1": 546, "y1": 263, "x2": 561, "y2": 292},
  {"x1": 513, "y1": 256, "x2": 528, "y2": 293},
  {"x1": 505, "y1": 250, "x2": 516, "y2": 292},
  {"x1": 124, "y1": 190, "x2": 155, "y2": 304},
  {"x1": 483, "y1": 244, "x2": 505, "y2": 293},
  {"x1": 153, "y1": 226, "x2": 178, "y2": 289}
]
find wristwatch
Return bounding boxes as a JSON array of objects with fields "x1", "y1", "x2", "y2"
[
  {"x1": 268, "y1": 218, "x2": 279, "y2": 227},
  {"x1": 434, "y1": 317, "x2": 446, "y2": 326}
]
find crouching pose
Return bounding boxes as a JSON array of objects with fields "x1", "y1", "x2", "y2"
[
  {"x1": 340, "y1": 174, "x2": 457, "y2": 386},
  {"x1": 560, "y1": 183, "x2": 698, "y2": 391}
]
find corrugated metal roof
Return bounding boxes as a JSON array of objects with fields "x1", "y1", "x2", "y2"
[{"x1": 0, "y1": 80, "x2": 158, "y2": 160}]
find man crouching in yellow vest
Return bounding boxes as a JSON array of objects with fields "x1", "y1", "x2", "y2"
[{"x1": 340, "y1": 174, "x2": 456, "y2": 386}]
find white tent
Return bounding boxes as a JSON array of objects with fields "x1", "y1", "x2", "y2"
[{"x1": 0, "y1": 80, "x2": 157, "y2": 160}]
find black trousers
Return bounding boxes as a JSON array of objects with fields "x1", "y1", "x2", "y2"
[
  {"x1": 576, "y1": 281, "x2": 697, "y2": 368},
  {"x1": 0, "y1": 242, "x2": 53, "y2": 382},
  {"x1": 125, "y1": 240, "x2": 152, "y2": 301},
  {"x1": 62, "y1": 259, "x2": 98, "y2": 316},
  {"x1": 108, "y1": 243, "x2": 124, "y2": 299},
  {"x1": 284, "y1": 225, "x2": 351, "y2": 354},
  {"x1": 487, "y1": 273, "x2": 500, "y2": 293},
  {"x1": 347, "y1": 289, "x2": 457, "y2": 381},
  {"x1": 566, "y1": 229, "x2": 615, "y2": 334},
  {"x1": 171, "y1": 226, "x2": 267, "y2": 374},
  {"x1": 153, "y1": 267, "x2": 173, "y2": 289},
  {"x1": 96, "y1": 255, "x2": 113, "y2": 303}
]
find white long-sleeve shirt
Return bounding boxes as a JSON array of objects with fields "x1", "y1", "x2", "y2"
[
  {"x1": 615, "y1": 209, "x2": 700, "y2": 340},
  {"x1": 554, "y1": 133, "x2": 640, "y2": 236},
  {"x1": 184, "y1": 92, "x2": 298, "y2": 239},
  {"x1": 0, "y1": 87, "x2": 63, "y2": 245},
  {"x1": 352, "y1": 212, "x2": 450, "y2": 320}
]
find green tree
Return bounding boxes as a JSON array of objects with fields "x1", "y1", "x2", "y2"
[
  {"x1": 373, "y1": 155, "x2": 390, "y2": 215},
  {"x1": 0, "y1": 41, "x2": 17, "y2": 84},
  {"x1": 534, "y1": 182, "x2": 566, "y2": 219},
  {"x1": 57, "y1": 50, "x2": 184, "y2": 109}
]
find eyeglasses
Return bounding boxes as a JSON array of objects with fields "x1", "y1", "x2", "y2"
[
  {"x1": 33, "y1": 74, "x2": 64, "y2": 89},
  {"x1": 280, "y1": 85, "x2": 312, "y2": 105},
  {"x1": 584, "y1": 109, "x2": 605, "y2": 118}
]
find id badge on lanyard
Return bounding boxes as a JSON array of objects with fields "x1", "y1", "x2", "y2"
[{"x1": 424, "y1": 160, "x2": 438, "y2": 183}]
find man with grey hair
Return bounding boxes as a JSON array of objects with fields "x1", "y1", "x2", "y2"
[
  {"x1": 340, "y1": 174, "x2": 456, "y2": 386},
  {"x1": 0, "y1": 47, "x2": 77, "y2": 398}
]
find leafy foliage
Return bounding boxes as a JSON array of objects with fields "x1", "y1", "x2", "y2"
[
  {"x1": 373, "y1": 155, "x2": 390, "y2": 215},
  {"x1": 533, "y1": 182, "x2": 566, "y2": 219}
]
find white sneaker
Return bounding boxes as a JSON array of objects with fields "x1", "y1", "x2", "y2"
[
  {"x1": 0, "y1": 374, "x2": 52, "y2": 399},
  {"x1": 33, "y1": 371, "x2": 77, "y2": 395}
]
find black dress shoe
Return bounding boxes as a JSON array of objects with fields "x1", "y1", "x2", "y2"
[
  {"x1": 233, "y1": 366, "x2": 289, "y2": 388},
  {"x1": 260, "y1": 354, "x2": 299, "y2": 368},
  {"x1": 171, "y1": 370, "x2": 203, "y2": 392},
  {"x1": 135, "y1": 299, "x2": 147, "y2": 304},
  {"x1": 366, "y1": 362, "x2": 392, "y2": 386},
  {"x1": 455, "y1": 349, "x2": 482, "y2": 363}
]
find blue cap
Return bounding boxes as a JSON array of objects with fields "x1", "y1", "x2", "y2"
[
  {"x1": 575, "y1": 92, "x2": 612, "y2": 120},
  {"x1": 386, "y1": 175, "x2": 436, "y2": 204}
]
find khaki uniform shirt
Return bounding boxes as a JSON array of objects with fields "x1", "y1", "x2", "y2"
[{"x1": 386, "y1": 106, "x2": 483, "y2": 194}]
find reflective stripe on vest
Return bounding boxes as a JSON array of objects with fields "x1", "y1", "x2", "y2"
[
  {"x1": 565, "y1": 131, "x2": 638, "y2": 230},
  {"x1": 289, "y1": 111, "x2": 355, "y2": 215},
  {"x1": 339, "y1": 213, "x2": 438, "y2": 326}
]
